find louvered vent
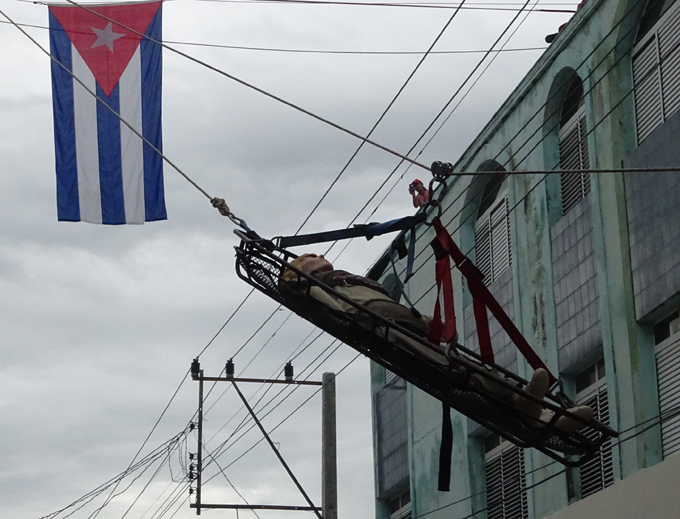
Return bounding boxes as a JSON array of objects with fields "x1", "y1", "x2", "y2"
[
  {"x1": 485, "y1": 440, "x2": 528, "y2": 519},
  {"x1": 578, "y1": 385, "x2": 614, "y2": 497},
  {"x1": 475, "y1": 218, "x2": 492, "y2": 281},
  {"x1": 475, "y1": 195, "x2": 511, "y2": 286},
  {"x1": 655, "y1": 335, "x2": 680, "y2": 458},
  {"x1": 633, "y1": 1, "x2": 680, "y2": 144},
  {"x1": 633, "y1": 37, "x2": 664, "y2": 143},
  {"x1": 385, "y1": 369, "x2": 397, "y2": 385},
  {"x1": 559, "y1": 110, "x2": 590, "y2": 215}
]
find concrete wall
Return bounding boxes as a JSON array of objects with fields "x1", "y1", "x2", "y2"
[{"x1": 544, "y1": 453, "x2": 680, "y2": 519}]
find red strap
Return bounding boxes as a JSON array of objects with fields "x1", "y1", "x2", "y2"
[
  {"x1": 431, "y1": 218, "x2": 556, "y2": 386},
  {"x1": 472, "y1": 293, "x2": 494, "y2": 365},
  {"x1": 428, "y1": 253, "x2": 457, "y2": 345}
]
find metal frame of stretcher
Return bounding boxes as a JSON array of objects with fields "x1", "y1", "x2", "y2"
[{"x1": 233, "y1": 230, "x2": 618, "y2": 467}]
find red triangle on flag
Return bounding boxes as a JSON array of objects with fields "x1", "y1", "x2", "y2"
[{"x1": 50, "y1": 1, "x2": 161, "y2": 97}]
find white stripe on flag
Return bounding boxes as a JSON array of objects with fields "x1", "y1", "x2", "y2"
[
  {"x1": 72, "y1": 48, "x2": 102, "y2": 224},
  {"x1": 119, "y1": 47, "x2": 145, "y2": 224}
]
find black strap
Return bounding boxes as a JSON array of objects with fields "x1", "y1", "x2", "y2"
[
  {"x1": 438, "y1": 402, "x2": 453, "y2": 492},
  {"x1": 277, "y1": 214, "x2": 426, "y2": 248}
]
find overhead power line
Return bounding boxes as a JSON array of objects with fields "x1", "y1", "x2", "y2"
[
  {"x1": 0, "y1": 19, "x2": 549, "y2": 55},
  {"x1": 294, "y1": 0, "x2": 469, "y2": 234},
  {"x1": 320, "y1": 0, "x2": 539, "y2": 258},
  {"x1": 197, "y1": 0, "x2": 577, "y2": 13},
  {"x1": 387, "y1": 0, "x2": 657, "y2": 291}
]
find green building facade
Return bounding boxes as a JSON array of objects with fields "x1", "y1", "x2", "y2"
[{"x1": 369, "y1": 0, "x2": 680, "y2": 517}]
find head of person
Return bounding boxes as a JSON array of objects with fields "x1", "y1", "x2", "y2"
[
  {"x1": 282, "y1": 253, "x2": 334, "y2": 283},
  {"x1": 411, "y1": 179, "x2": 426, "y2": 193}
]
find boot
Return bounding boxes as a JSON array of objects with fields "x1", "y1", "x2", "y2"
[
  {"x1": 511, "y1": 368, "x2": 549, "y2": 420},
  {"x1": 539, "y1": 405, "x2": 593, "y2": 433}
]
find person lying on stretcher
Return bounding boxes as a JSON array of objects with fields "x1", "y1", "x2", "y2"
[{"x1": 282, "y1": 253, "x2": 593, "y2": 432}]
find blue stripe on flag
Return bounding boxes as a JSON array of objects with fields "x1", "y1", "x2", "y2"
[
  {"x1": 141, "y1": 7, "x2": 167, "y2": 221},
  {"x1": 96, "y1": 84, "x2": 126, "y2": 224},
  {"x1": 50, "y1": 12, "x2": 80, "y2": 222}
]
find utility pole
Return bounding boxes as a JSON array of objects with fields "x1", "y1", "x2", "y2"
[
  {"x1": 322, "y1": 372, "x2": 338, "y2": 519},
  {"x1": 189, "y1": 359, "x2": 337, "y2": 517}
]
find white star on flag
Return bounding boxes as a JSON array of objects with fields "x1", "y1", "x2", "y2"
[{"x1": 91, "y1": 22, "x2": 125, "y2": 52}]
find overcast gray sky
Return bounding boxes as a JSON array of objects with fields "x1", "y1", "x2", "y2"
[{"x1": 0, "y1": 1, "x2": 573, "y2": 518}]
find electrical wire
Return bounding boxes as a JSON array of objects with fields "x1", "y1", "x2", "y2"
[
  {"x1": 294, "y1": 0, "x2": 469, "y2": 234},
  {"x1": 174, "y1": 0, "x2": 473, "y2": 466},
  {"x1": 358, "y1": 0, "x2": 541, "y2": 222},
  {"x1": 319, "y1": 0, "x2": 539, "y2": 257},
  {"x1": 381, "y1": 0, "x2": 657, "y2": 289},
  {"x1": 0, "y1": 19, "x2": 548, "y2": 55},
  {"x1": 177, "y1": 0, "x2": 596, "y2": 500},
  {"x1": 415, "y1": 401, "x2": 680, "y2": 518},
  {"x1": 23, "y1": 0, "x2": 668, "y2": 516},
  {"x1": 46, "y1": 0, "x2": 431, "y2": 172},
  {"x1": 196, "y1": 0, "x2": 577, "y2": 13},
  {"x1": 41, "y1": 429, "x2": 189, "y2": 519},
  {"x1": 335, "y1": 0, "x2": 655, "y2": 261}
]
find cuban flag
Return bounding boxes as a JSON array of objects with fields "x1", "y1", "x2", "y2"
[{"x1": 49, "y1": 1, "x2": 166, "y2": 224}]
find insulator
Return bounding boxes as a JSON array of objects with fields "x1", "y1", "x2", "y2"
[
  {"x1": 284, "y1": 362, "x2": 294, "y2": 381},
  {"x1": 191, "y1": 358, "x2": 201, "y2": 379},
  {"x1": 226, "y1": 359, "x2": 235, "y2": 379},
  {"x1": 189, "y1": 422, "x2": 196, "y2": 431},
  {"x1": 189, "y1": 488, "x2": 194, "y2": 495},
  {"x1": 189, "y1": 453, "x2": 195, "y2": 460}
]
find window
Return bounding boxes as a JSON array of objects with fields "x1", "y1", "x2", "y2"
[
  {"x1": 475, "y1": 177, "x2": 510, "y2": 285},
  {"x1": 575, "y1": 359, "x2": 614, "y2": 498},
  {"x1": 389, "y1": 487, "x2": 411, "y2": 519},
  {"x1": 485, "y1": 434, "x2": 528, "y2": 519},
  {"x1": 559, "y1": 75, "x2": 590, "y2": 215},
  {"x1": 654, "y1": 311, "x2": 680, "y2": 459},
  {"x1": 632, "y1": 0, "x2": 680, "y2": 143}
]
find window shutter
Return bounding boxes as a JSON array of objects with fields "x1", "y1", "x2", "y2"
[
  {"x1": 485, "y1": 443, "x2": 528, "y2": 519},
  {"x1": 633, "y1": 36, "x2": 664, "y2": 143},
  {"x1": 475, "y1": 194, "x2": 510, "y2": 286},
  {"x1": 475, "y1": 217, "x2": 492, "y2": 281},
  {"x1": 559, "y1": 109, "x2": 590, "y2": 215},
  {"x1": 659, "y1": 3, "x2": 680, "y2": 118},
  {"x1": 655, "y1": 335, "x2": 680, "y2": 458},
  {"x1": 578, "y1": 385, "x2": 614, "y2": 497},
  {"x1": 490, "y1": 197, "x2": 511, "y2": 278},
  {"x1": 633, "y1": 1, "x2": 680, "y2": 143}
]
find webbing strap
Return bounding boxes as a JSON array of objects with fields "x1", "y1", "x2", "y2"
[
  {"x1": 431, "y1": 218, "x2": 556, "y2": 386},
  {"x1": 278, "y1": 214, "x2": 426, "y2": 248},
  {"x1": 438, "y1": 403, "x2": 453, "y2": 492},
  {"x1": 473, "y1": 295, "x2": 494, "y2": 365},
  {"x1": 389, "y1": 234, "x2": 421, "y2": 319},
  {"x1": 428, "y1": 241, "x2": 457, "y2": 345}
]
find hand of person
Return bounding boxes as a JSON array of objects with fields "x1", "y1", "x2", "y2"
[{"x1": 409, "y1": 185, "x2": 415, "y2": 194}]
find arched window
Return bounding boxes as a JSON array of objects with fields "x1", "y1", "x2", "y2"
[
  {"x1": 632, "y1": 0, "x2": 680, "y2": 143},
  {"x1": 559, "y1": 74, "x2": 590, "y2": 215},
  {"x1": 474, "y1": 174, "x2": 510, "y2": 285}
]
